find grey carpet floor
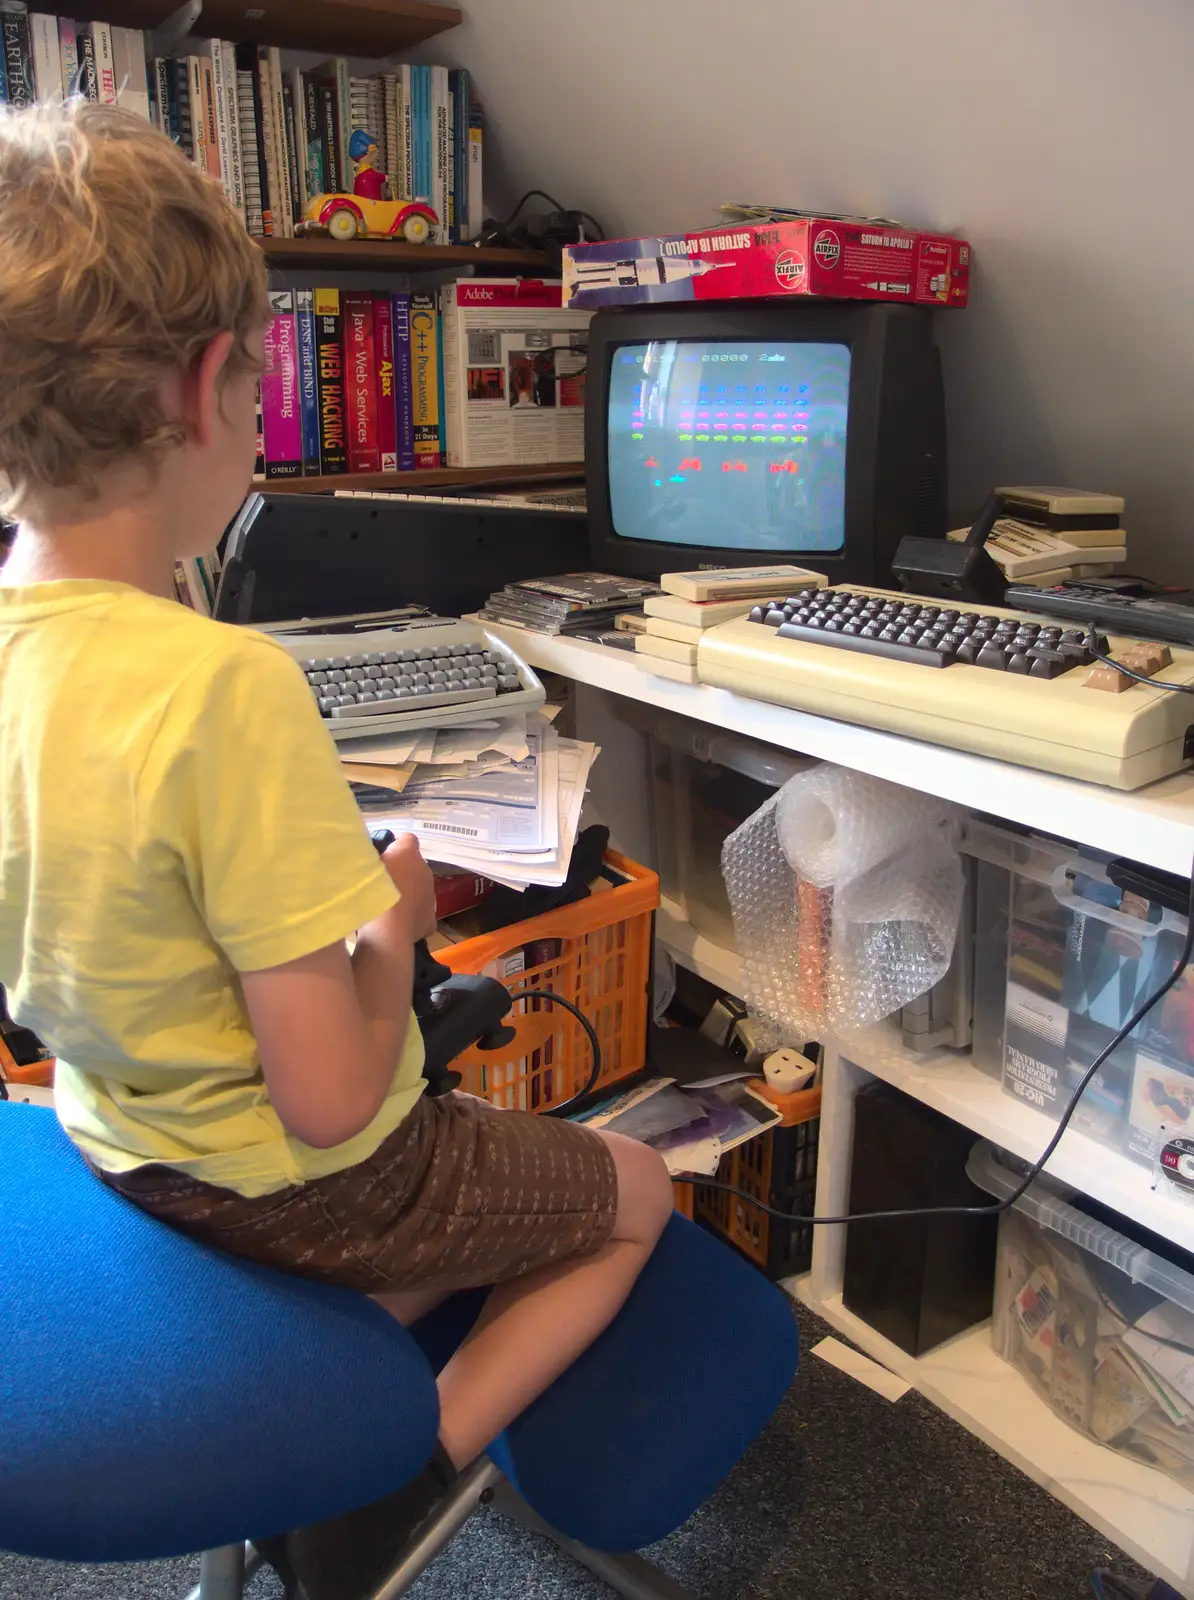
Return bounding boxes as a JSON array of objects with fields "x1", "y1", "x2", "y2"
[{"x1": 0, "y1": 1304, "x2": 1151, "y2": 1600}]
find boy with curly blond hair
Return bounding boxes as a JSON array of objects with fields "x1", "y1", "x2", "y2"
[{"x1": 0, "y1": 101, "x2": 670, "y2": 1600}]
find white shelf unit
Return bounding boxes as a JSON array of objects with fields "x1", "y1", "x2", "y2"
[
  {"x1": 524, "y1": 630, "x2": 1194, "y2": 1585},
  {"x1": 838, "y1": 1022, "x2": 1194, "y2": 1254},
  {"x1": 789, "y1": 1281, "x2": 1194, "y2": 1599},
  {"x1": 808, "y1": 1034, "x2": 1194, "y2": 1596},
  {"x1": 481, "y1": 621, "x2": 1194, "y2": 878}
]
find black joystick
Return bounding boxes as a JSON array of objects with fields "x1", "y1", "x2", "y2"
[{"x1": 369, "y1": 829, "x2": 517, "y2": 1097}]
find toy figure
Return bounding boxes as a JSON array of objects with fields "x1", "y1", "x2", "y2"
[{"x1": 349, "y1": 128, "x2": 387, "y2": 202}]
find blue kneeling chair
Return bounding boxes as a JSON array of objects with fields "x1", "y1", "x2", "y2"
[{"x1": 0, "y1": 1102, "x2": 799, "y2": 1599}]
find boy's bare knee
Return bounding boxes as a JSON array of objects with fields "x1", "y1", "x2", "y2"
[{"x1": 602, "y1": 1131, "x2": 674, "y2": 1248}]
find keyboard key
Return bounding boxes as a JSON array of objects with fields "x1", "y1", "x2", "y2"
[
  {"x1": 347, "y1": 655, "x2": 366, "y2": 668},
  {"x1": 775, "y1": 619, "x2": 947, "y2": 668},
  {"x1": 976, "y1": 643, "x2": 1010, "y2": 670},
  {"x1": 329, "y1": 685, "x2": 499, "y2": 719}
]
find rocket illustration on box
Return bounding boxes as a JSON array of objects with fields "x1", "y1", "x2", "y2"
[{"x1": 568, "y1": 256, "x2": 732, "y2": 293}]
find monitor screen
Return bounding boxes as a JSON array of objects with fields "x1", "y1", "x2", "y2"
[{"x1": 606, "y1": 339, "x2": 851, "y2": 552}]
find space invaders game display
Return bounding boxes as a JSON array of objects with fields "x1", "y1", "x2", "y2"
[
  {"x1": 563, "y1": 218, "x2": 970, "y2": 311},
  {"x1": 608, "y1": 341, "x2": 851, "y2": 552}
]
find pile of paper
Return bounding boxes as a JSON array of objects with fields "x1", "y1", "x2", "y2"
[
  {"x1": 572, "y1": 1071, "x2": 782, "y2": 1177},
  {"x1": 342, "y1": 711, "x2": 599, "y2": 890}
]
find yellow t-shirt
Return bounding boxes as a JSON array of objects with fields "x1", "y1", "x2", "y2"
[{"x1": 0, "y1": 578, "x2": 425, "y2": 1198}]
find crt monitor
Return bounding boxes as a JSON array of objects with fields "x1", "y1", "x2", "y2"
[{"x1": 584, "y1": 301, "x2": 947, "y2": 587}]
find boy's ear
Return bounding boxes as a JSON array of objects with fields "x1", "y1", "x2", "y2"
[{"x1": 182, "y1": 332, "x2": 236, "y2": 447}]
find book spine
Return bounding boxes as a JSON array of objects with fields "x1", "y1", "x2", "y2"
[
  {"x1": 287, "y1": 66, "x2": 310, "y2": 211},
  {"x1": 1, "y1": 3, "x2": 35, "y2": 110},
  {"x1": 294, "y1": 288, "x2": 321, "y2": 476},
  {"x1": 151, "y1": 57, "x2": 171, "y2": 136},
  {"x1": 112, "y1": 26, "x2": 149, "y2": 120},
  {"x1": 382, "y1": 73, "x2": 399, "y2": 201},
  {"x1": 222, "y1": 41, "x2": 244, "y2": 220},
  {"x1": 170, "y1": 57, "x2": 192, "y2": 158},
  {"x1": 342, "y1": 292, "x2": 379, "y2": 475},
  {"x1": 267, "y1": 48, "x2": 292, "y2": 238},
  {"x1": 262, "y1": 291, "x2": 302, "y2": 480},
  {"x1": 373, "y1": 294, "x2": 398, "y2": 473},
  {"x1": 301, "y1": 72, "x2": 325, "y2": 195},
  {"x1": 439, "y1": 285, "x2": 461, "y2": 467},
  {"x1": 185, "y1": 57, "x2": 207, "y2": 171},
  {"x1": 314, "y1": 288, "x2": 347, "y2": 476},
  {"x1": 433, "y1": 872, "x2": 493, "y2": 919},
  {"x1": 333, "y1": 57, "x2": 351, "y2": 190},
  {"x1": 74, "y1": 24, "x2": 97, "y2": 101},
  {"x1": 235, "y1": 66, "x2": 263, "y2": 234},
  {"x1": 282, "y1": 76, "x2": 303, "y2": 223},
  {"x1": 391, "y1": 293, "x2": 414, "y2": 472},
  {"x1": 253, "y1": 379, "x2": 264, "y2": 479},
  {"x1": 57, "y1": 16, "x2": 76, "y2": 97},
  {"x1": 467, "y1": 110, "x2": 483, "y2": 242},
  {"x1": 410, "y1": 291, "x2": 441, "y2": 470},
  {"x1": 435, "y1": 303, "x2": 447, "y2": 468},
  {"x1": 30, "y1": 14, "x2": 61, "y2": 100},
  {"x1": 410, "y1": 64, "x2": 426, "y2": 198},
  {"x1": 446, "y1": 84, "x2": 455, "y2": 241},
  {"x1": 92, "y1": 19, "x2": 115, "y2": 103},
  {"x1": 318, "y1": 82, "x2": 340, "y2": 193},
  {"x1": 256, "y1": 48, "x2": 281, "y2": 237},
  {"x1": 398, "y1": 64, "x2": 413, "y2": 202},
  {"x1": 236, "y1": 44, "x2": 269, "y2": 233},
  {"x1": 430, "y1": 65, "x2": 448, "y2": 244},
  {"x1": 206, "y1": 41, "x2": 234, "y2": 201},
  {"x1": 449, "y1": 68, "x2": 469, "y2": 241},
  {"x1": 201, "y1": 59, "x2": 220, "y2": 178}
]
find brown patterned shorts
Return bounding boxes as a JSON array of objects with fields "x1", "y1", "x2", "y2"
[{"x1": 91, "y1": 1092, "x2": 620, "y2": 1295}]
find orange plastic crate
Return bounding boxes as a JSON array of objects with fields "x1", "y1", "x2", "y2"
[
  {"x1": 693, "y1": 1098, "x2": 820, "y2": 1279},
  {"x1": 437, "y1": 851, "x2": 659, "y2": 1113}
]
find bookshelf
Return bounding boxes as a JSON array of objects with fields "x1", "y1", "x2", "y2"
[
  {"x1": 263, "y1": 464, "x2": 584, "y2": 494},
  {"x1": 89, "y1": 0, "x2": 461, "y2": 56},
  {"x1": 259, "y1": 237, "x2": 552, "y2": 272}
]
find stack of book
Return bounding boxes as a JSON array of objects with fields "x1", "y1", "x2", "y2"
[
  {"x1": 479, "y1": 574, "x2": 661, "y2": 637},
  {"x1": 0, "y1": 8, "x2": 484, "y2": 245},
  {"x1": 635, "y1": 565, "x2": 829, "y2": 683},
  {"x1": 258, "y1": 287, "x2": 441, "y2": 480},
  {"x1": 258, "y1": 279, "x2": 592, "y2": 481},
  {"x1": 0, "y1": 7, "x2": 152, "y2": 118}
]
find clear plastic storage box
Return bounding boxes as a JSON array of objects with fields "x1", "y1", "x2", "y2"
[
  {"x1": 963, "y1": 819, "x2": 1192, "y2": 1167},
  {"x1": 632, "y1": 708, "x2": 815, "y2": 951},
  {"x1": 969, "y1": 1140, "x2": 1194, "y2": 1491}
]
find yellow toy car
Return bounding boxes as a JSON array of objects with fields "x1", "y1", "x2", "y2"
[{"x1": 298, "y1": 191, "x2": 439, "y2": 244}]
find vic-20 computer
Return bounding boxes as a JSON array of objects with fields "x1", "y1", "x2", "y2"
[{"x1": 696, "y1": 585, "x2": 1194, "y2": 790}]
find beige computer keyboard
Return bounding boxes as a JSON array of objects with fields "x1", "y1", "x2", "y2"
[{"x1": 696, "y1": 585, "x2": 1194, "y2": 789}]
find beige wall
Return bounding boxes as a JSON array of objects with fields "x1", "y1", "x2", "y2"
[{"x1": 423, "y1": 0, "x2": 1194, "y2": 579}]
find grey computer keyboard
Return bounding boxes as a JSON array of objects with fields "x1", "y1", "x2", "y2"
[{"x1": 273, "y1": 614, "x2": 545, "y2": 742}]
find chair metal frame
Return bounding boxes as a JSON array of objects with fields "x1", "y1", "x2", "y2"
[{"x1": 183, "y1": 1457, "x2": 700, "y2": 1600}]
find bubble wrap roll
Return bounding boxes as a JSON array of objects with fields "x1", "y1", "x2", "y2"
[{"x1": 723, "y1": 767, "x2": 964, "y2": 1040}]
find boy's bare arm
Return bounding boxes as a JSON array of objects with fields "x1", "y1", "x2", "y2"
[{"x1": 241, "y1": 837, "x2": 438, "y2": 1150}]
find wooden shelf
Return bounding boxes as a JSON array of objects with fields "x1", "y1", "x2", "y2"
[
  {"x1": 259, "y1": 237, "x2": 553, "y2": 274},
  {"x1": 89, "y1": 0, "x2": 461, "y2": 55},
  {"x1": 260, "y1": 464, "x2": 584, "y2": 495}
]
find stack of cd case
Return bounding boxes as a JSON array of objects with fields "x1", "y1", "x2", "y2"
[{"x1": 479, "y1": 572, "x2": 660, "y2": 636}]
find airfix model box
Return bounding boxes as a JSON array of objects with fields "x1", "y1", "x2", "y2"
[{"x1": 563, "y1": 218, "x2": 970, "y2": 311}]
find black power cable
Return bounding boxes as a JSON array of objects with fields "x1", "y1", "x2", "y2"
[
  {"x1": 515, "y1": 989, "x2": 603, "y2": 1116},
  {"x1": 678, "y1": 852, "x2": 1194, "y2": 1229}
]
